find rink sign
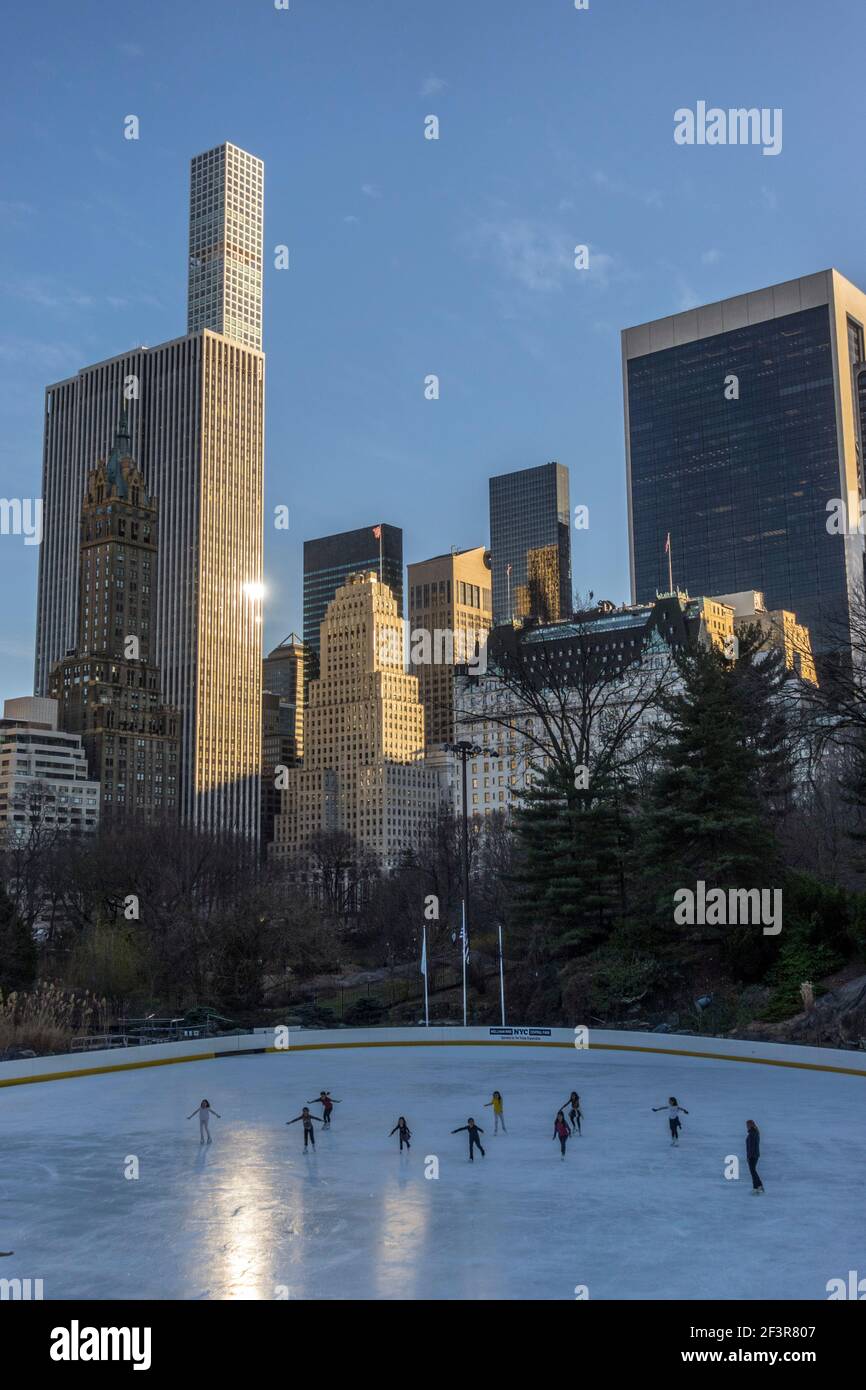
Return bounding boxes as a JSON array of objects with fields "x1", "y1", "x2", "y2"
[{"x1": 488, "y1": 1027, "x2": 552, "y2": 1041}]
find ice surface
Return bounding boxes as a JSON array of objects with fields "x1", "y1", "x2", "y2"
[{"x1": 1, "y1": 1044, "x2": 863, "y2": 1300}]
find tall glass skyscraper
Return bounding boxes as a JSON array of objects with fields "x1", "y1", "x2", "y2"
[
  {"x1": 35, "y1": 144, "x2": 265, "y2": 838},
  {"x1": 488, "y1": 462, "x2": 572, "y2": 625},
  {"x1": 622, "y1": 270, "x2": 866, "y2": 654},
  {"x1": 303, "y1": 524, "x2": 403, "y2": 685},
  {"x1": 188, "y1": 143, "x2": 264, "y2": 351}
]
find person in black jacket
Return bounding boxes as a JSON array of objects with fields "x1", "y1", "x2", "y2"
[
  {"x1": 390, "y1": 1116, "x2": 412, "y2": 1151},
  {"x1": 286, "y1": 1107, "x2": 323, "y2": 1149},
  {"x1": 746, "y1": 1119, "x2": 764, "y2": 1194},
  {"x1": 560, "y1": 1091, "x2": 582, "y2": 1135},
  {"x1": 452, "y1": 1118, "x2": 485, "y2": 1161}
]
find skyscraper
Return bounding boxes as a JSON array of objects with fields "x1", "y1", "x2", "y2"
[
  {"x1": 489, "y1": 463, "x2": 572, "y2": 625},
  {"x1": 407, "y1": 546, "x2": 492, "y2": 752},
  {"x1": 622, "y1": 270, "x2": 866, "y2": 654},
  {"x1": 303, "y1": 523, "x2": 403, "y2": 685},
  {"x1": 0, "y1": 698, "x2": 100, "y2": 838},
  {"x1": 34, "y1": 143, "x2": 264, "y2": 837},
  {"x1": 188, "y1": 143, "x2": 264, "y2": 351},
  {"x1": 271, "y1": 571, "x2": 440, "y2": 869},
  {"x1": 49, "y1": 413, "x2": 180, "y2": 822},
  {"x1": 261, "y1": 635, "x2": 305, "y2": 852}
]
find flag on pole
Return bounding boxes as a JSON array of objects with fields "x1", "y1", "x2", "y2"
[
  {"x1": 664, "y1": 532, "x2": 670, "y2": 554},
  {"x1": 420, "y1": 929, "x2": 427, "y2": 977},
  {"x1": 372, "y1": 525, "x2": 382, "y2": 540},
  {"x1": 460, "y1": 920, "x2": 469, "y2": 965}
]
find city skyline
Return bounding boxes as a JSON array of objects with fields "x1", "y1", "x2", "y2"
[
  {"x1": 34, "y1": 143, "x2": 265, "y2": 837},
  {"x1": 3, "y1": 0, "x2": 862, "y2": 704}
]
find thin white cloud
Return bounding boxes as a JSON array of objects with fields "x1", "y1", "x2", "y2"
[
  {"x1": 701, "y1": 249, "x2": 721, "y2": 265},
  {"x1": 420, "y1": 76, "x2": 447, "y2": 96},
  {"x1": 0, "y1": 201, "x2": 36, "y2": 224},
  {"x1": 466, "y1": 217, "x2": 614, "y2": 293},
  {"x1": 361, "y1": 183, "x2": 381, "y2": 199},
  {"x1": 592, "y1": 169, "x2": 662, "y2": 210},
  {"x1": 343, "y1": 215, "x2": 360, "y2": 224}
]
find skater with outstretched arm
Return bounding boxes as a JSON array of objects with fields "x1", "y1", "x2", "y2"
[
  {"x1": 746, "y1": 1120, "x2": 764, "y2": 1194},
  {"x1": 308, "y1": 1091, "x2": 341, "y2": 1127},
  {"x1": 188, "y1": 1099, "x2": 221, "y2": 1145},
  {"x1": 483, "y1": 1091, "x2": 506, "y2": 1134},
  {"x1": 560, "y1": 1091, "x2": 582, "y2": 1135},
  {"x1": 553, "y1": 1110, "x2": 572, "y2": 1159},
  {"x1": 652, "y1": 1096, "x2": 688, "y2": 1145},
  {"x1": 452, "y1": 1117, "x2": 485, "y2": 1161},
  {"x1": 287, "y1": 1107, "x2": 323, "y2": 1149},
  {"x1": 389, "y1": 1117, "x2": 412, "y2": 1151}
]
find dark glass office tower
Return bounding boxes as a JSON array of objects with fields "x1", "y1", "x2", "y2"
[
  {"x1": 303, "y1": 523, "x2": 403, "y2": 683},
  {"x1": 623, "y1": 270, "x2": 866, "y2": 655},
  {"x1": 489, "y1": 462, "x2": 572, "y2": 625}
]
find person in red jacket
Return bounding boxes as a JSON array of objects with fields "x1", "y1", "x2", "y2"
[
  {"x1": 308, "y1": 1091, "x2": 341, "y2": 1127},
  {"x1": 553, "y1": 1110, "x2": 572, "y2": 1159}
]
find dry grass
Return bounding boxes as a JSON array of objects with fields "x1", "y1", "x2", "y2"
[{"x1": 0, "y1": 980, "x2": 110, "y2": 1055}]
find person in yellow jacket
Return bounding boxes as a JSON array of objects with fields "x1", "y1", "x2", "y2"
[{"x1": 484, "y1": 1091, "x2": 506, "y2": 1134}]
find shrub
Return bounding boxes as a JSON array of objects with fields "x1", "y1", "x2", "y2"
[
  {"x1": 343, "y1": 996, "x2": 386, "y2": 1027},
  {"x1": 0, "y1": 981, "x2": 109, "y2": 1055}
]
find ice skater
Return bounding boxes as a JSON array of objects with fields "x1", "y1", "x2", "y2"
[
  {"x1": 308, "y1": 1091, "x2": 341, "y2": 1127},
  {"x1": 389, "y1": 1116, "x2": 412, "y2": 1151},
  {"x1": 653, "y1": 1096, "x2": 688, "y2": 1145},
  {"x1": 560, "y1": 1091, "x2": 582, "y2": 1135},
  {"x1": 188, "y1": 1099, "x2": 221, "y2": 1144},
  {"x1": 287, "y1": 1107, "x2": 323, "y2": 1150},
  {"x1": 746, "y1": 1120, "x2": 764, "y2": 1195},
  {"x1": 452, "y1": 1117, "x2": 485, "y2": 1161},
  {"x1": 553, "y1": 1110, "x2": 572, "y2": 1159},
  {"x1": 484, "y1": 1091, "x2": 506, "y2": 1133}
]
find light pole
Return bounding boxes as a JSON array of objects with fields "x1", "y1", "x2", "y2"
[{"x1": 443, "y1": 739, "x2": 497, "y2": 1025}]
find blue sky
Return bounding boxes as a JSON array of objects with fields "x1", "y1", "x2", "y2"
[{"x1": 1, "y1": 0, "x2": 863, "y2": 703}]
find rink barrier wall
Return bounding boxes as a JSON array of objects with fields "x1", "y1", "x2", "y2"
[{"x1": 1, "y1": 1025, "x2": 866, "y2": 1087}]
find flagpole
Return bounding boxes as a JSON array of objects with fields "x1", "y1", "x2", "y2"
[
  {"x1": 461, "y1": 901, "x2": 467, "y2": 1028},
  {"x1": 667, "y1": 533, "x2": 673, "y2": 594},
  {"x1": 422, "y1": 926, "x2": 429, "y2": 1026},
  {"x1": 498, "y1": 923, "x2": 506, "y2": 1026},
  {"x1": 379, "y1": 525, "x2": 383, "y2": 585}
]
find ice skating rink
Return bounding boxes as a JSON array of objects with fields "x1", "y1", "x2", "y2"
[{"x1": 1, "y1": 1043, "x2": 863, "y2": 1301}]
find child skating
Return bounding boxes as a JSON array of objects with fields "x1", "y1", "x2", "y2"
[
  {"x1": 287, "y1": 1107, "x2": 323, "y2": 1150},
  {"x1": 389, "y1": 1117, "x2": 412, "y2": 1151},
  {"x1": 653, "y1": 1096, "x2": 688, "y2": 1145},
  {"x1": 308, "y1": 1091, "x2": 341, "y2": 1127},
  {"x1": 560, "y1": 1091, "x2": 582, "y2": 1135},
  {"x1": 746, "y1": 1119, "x2": 764, "y2": 1194},
  {"x1": 553, "y1": 1110, "x2": 572, "y2": 1159},
  {"x1": 188, "y1": 1099, "x2": 221, "y2": 1144},
  {"x1": 452, "y1": 1117, "x2": 485, "y2": 1161},
  {"x1": 484, "y1": 1091, "x2": 506, "y2": 1134}
]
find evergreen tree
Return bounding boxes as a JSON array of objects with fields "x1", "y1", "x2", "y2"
[
  {"x1": 0, "y1": 881, "x2": 37, "y2": 992},
  {"x1": 637, "y1": 643, "x2": 780, "y2": 966},
  {"x1": 511, "y1": 760, "x2": 630, "y2": 956}
]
